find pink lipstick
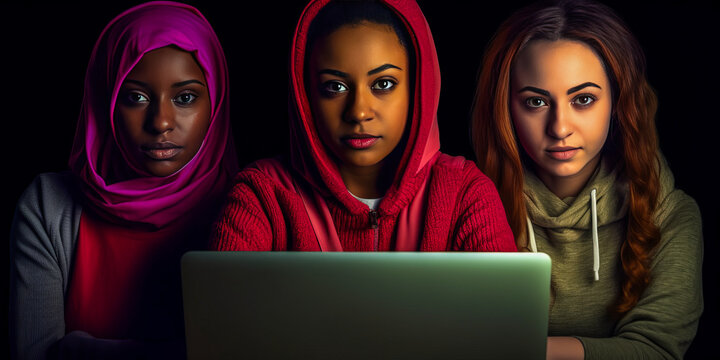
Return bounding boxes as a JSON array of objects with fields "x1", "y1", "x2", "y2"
[
  {"x1": 142, "y1": 142, "x2": 182, "y2": 160},
  {"x1": 546, "y1": 146, "x2": 580, "y2": 161},
  {"x1": 341, "y1": 134, "x2": 380, "y2": 150}
]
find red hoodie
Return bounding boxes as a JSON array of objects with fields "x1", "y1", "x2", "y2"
[{"x1": 211, "y1": 0, "x2": 515, "y2": 252}]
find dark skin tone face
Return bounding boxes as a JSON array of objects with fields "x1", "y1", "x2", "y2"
[
  {"x1": 114, "y1": 46, "x2": 211, "y2": 177},
  {"x1": 307, "y1": 21, "x2": 410, "y2": 199}
]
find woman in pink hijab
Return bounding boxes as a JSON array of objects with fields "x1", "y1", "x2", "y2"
[{"x1": 9, "y1": 2, "x2": 237, "y2": 358}]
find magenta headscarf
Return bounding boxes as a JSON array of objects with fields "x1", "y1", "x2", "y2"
[{"x1": 69, "y1": 1, "x2": 238, "y2": 229}]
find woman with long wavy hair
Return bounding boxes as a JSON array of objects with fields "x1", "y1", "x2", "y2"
[{"x1": 471, "y1": 0, "x2": 702, "y2": 358}]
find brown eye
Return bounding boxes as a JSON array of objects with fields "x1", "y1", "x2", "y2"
[
  {"x1": 573, "y1": 95, "x2": 596, "y2": 106},
  {"x1": 526, "y1": 97, "x2": 547, "y2": 108},
  {"x1": 372, "y1": 79, "x2": 396, "y2": 91},
  {"x1": 322, "y1": 81, "x2": 348, "y2": 95},
  {"x1": 174, "y1": 92, "x2": 197, "y2": 105}
]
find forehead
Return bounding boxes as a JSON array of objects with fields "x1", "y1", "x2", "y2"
[
  {"x1": 127, "y1": 46, "x2": 204, "y2": 80},
  {"x1": 310, "y1": 22, "x2": 407, "y2": 69},
  {"x1": 512, "y1": 39, "x2": 608, "y2": 90}
]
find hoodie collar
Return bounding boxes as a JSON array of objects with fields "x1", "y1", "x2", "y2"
[{"x1": 523, "y1": 155, "x2": 629, "y2": 232}]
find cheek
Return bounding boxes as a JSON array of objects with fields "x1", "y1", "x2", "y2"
[
  {"x1": 388, "y1": 101, "x2": 408, "y2": 137},
  {"x1": 185, "y1": 109, "x2": 212, "y2": 150},
  {"x1": 582, "y1": 107, "x2": 612, "y2": 150},
  {"x1": 113, "y1": 107, "x2": 144, "y2": 148},
  {"x1": 313, "y1": 100, "x2": 344, "y2": 142},
  {"x1": 385, "y1": 86, "x2": 410, "y2": 138},
  {"x1": 510, "y1": 102, "x2": 544, "y2": 153}
]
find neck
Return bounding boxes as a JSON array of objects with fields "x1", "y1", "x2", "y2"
[
  {"x1": 339, "y1": 161, "x2": 394, "y2": 199},
  {"x1": 536, "y1": 154, "x2": 602, "y2": 199},
  {"x1": 337, "y1": 140, "x2": 405, "y2": 199}
]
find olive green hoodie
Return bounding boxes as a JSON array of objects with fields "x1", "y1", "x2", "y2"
[{"x1": 524, "y1": 155, "x2": 703, "y2": 359}]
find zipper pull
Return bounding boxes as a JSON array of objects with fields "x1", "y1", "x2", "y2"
[{"x1": 368, "y1": 210, "x2": 379, "y2": 229}]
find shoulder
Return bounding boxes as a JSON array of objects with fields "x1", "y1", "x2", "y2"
[
  {"x1": 655, "y1": 189, "x2": 700, "y2": 228},
  {"x1": 11, "y1": 171, "x2": 81, "y2": 270},
  {"x1": 231, "y1": 157, "x2": 294, "y2": 191},
  {"x1": 223, "y1": 157, "x2": 303, "y2": 211},
  {"x1": 16, "y1": 171, "x2": 81, "y2": 220},
  {"x1": 652, "y1": 189, "x2": 703, "y2": 263},
  {"x1": 430, "y1": 153, "x2": 497, "y2": 193}
]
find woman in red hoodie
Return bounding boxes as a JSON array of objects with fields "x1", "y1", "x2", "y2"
[{"x1": 211, "y1": 0, "x2": 515, "y2": 252}]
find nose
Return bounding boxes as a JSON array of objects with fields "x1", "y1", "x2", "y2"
[
  {"x1": 344, "y1": 88, "x2": 374, "y2": 124},
  {"x1": 546, "y1": 103, "x2": 573, "y2": 140},
  {"x1": 145, "y1": 97, "x2": 175, "y2": 134}
]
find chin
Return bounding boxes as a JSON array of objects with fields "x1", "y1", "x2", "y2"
[
  {"x1": 146, "y1": 164, "x2": 182, "y2": 177},
  {"x1": 542, "y1": 159, "x2": 591, "y2": 179},
  {"x1": 341, "y1": 153, "x2": 386, "y2": 168}
]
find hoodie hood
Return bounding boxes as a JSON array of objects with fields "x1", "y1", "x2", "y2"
[{"x1": 288, "y1": 0, "x2": 441, "y2": 215}]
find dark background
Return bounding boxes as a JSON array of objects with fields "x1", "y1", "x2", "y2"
[{"x1": 4, "y1": 1, "x2": 718, "y2": 358}]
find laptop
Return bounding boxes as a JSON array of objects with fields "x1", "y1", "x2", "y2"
[{"x1": 181, "y1": 252, "x2": 551, "y2": 360}]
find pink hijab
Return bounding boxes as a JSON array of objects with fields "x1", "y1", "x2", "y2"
[{"x1": 69, "y1": 1, "x2": 238, "y2": 229}]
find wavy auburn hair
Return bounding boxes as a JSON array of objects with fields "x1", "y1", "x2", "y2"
[{"x1": 471, "y1": 0, "x2": 661, "y2": 316}]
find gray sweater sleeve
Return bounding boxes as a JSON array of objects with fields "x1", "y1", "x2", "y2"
[
  {"x1": 578, "y1": 190, "x2": 704, "y2": 359},
  {"x1": 9, "y1": 172, "x2": 82, "y2": 360}
]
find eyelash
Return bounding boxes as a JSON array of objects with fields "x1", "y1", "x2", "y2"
[
  {"x1": 572, "y1": 94, "x2": 596, "y2": 107},
  {"x1": 120, "y1": 90, "x2": 199, "y2": 107},
  {"x1": 523, "y1": 94, "x2": 597, "y2": 109},
  {"x1": 320, "y1": 81, "x2": 348, "y2": 96},
  {"x1": 371, "y1": 78, "x2": 397, "y2": 92},
  {"x1": 525, "y1": 97, "x2": 547, "y2": 109},
  {"x1": 124, "y1": 91, "x2": 149, "y2": 105},
  {"x1": 320, "y1": 78, "x2": 398, "y2": 97},
  {"x1": 173, "y1": 91, "x2": 199, "y2": 106}
]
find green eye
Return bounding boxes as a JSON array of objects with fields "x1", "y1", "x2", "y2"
[{"x1": 127, "y1": 92, "x2": 149, "y2": 103}]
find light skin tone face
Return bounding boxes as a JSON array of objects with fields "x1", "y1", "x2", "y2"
[
  {"x1": 510, "y1": 39, "x2": 612, "y2": 199},
  {"x1": 307, "y1": 21, "x2": 410, "y2": 199},
  {"x1": 114, "y1": 46, "x2": 211, "y2": 177}
]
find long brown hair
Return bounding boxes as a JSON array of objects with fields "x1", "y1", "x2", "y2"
[{"x1": 471, "y1": 0, "x2": 661, "y2": 315}]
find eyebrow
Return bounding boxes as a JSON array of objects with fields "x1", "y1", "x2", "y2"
[
  {"x1": 367, "y1": 63, "x2": 402, "y2": 75},
  {"x1": 173, "y1": 79, "x2": 206, "y2": 88},
  {"x1": 122, "y1": 79, "x2": 206, "y2": 87},
  {"x1": 517, "y1": 82, "x2": 602, "y2": 96},
  {"x1": 517, "y1": 86, "x2": 550, "y2": 97},
  {"x1": 566, "y1": 82, "x2": 601, "y2": 94},
  {"x1": 318, "y1": 63, "x2": 403, "y2": 78},
  {"x1": 318, "y1": 69, "x2": 349, "y2": 78}
]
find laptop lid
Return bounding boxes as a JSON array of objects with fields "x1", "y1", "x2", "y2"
[{"x1": 181, "y1": 252, "x2": 551, "y2": 360}]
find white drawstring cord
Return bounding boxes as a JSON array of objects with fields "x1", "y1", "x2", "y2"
[
  {"x1": 526, "y1": 216, "x2": 537, "y2": 253},
  {"x1": 591, "y1": 189, "x2": 600, "y2": 281}
]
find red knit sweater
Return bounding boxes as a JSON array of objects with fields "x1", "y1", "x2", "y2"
[
  {"x1": 211, "y1": 155, "x2": 515, "y2": 252},
  {"x1": 211, "y1": 0, "x2": 515, "y2": 252}
]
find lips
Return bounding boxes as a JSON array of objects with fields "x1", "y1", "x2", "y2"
[
  {"x1": 341, "y1": 134, "x2": 380, "y2": 150},
  {"x1": 546, "y1": 146, "x2": 580, "y2": 161},
  {"x1": 141, "y1": 141, "x2": 182, "y2": 160}
]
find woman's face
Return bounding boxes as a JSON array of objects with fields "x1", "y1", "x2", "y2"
[
  {"x1": 307, "y1": 21, "x2": 410, "y2": 173},
  {"x1": 510, "y1": 39, "x2": 612, "y2": 190},
  {"x1": 114, "y1": 46, "x2": 211, "y2": 177}
]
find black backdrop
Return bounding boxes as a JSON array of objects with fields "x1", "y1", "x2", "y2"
[{"x1": 4, "y1": 1, "x2": 718, "y2": 358}]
